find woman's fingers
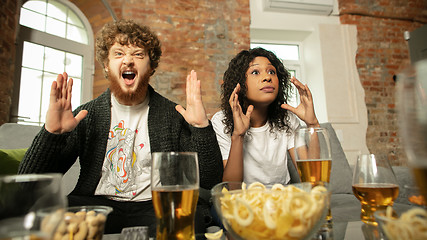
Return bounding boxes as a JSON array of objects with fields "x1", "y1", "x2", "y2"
[
  {"x1": 229, "y1": 83, "x2": 240, "y2": 109},
  {"x1": 246, "y1": 105, "x2": 254, "y2": 117}
]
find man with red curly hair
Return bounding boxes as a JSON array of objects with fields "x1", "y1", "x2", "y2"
[{"x1": 19, "y1": 19, "x2": 223, "y2": 236}]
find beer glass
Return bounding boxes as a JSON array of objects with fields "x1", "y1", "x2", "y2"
[
  {"x1": 294, "y1": 127, "x2": 332, "y2": 221},
  {"x1": 0, "y1": 173, "x2": 67, "y2": 239},
  {"x1": 352, "y1": 154, "x2": 399, "y2": 225},
  {"x1": 396, "y1": 59, "x2": 427, "y2": 205},
  {"x1": 151, "y1": 152, "x2": 199, "y2": 240}
]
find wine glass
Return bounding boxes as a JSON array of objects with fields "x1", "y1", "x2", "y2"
[
  {"x1": 151, "y1": 152, "x2": 199, "y2": 240},
  {"x1": 352, "y1": 154, "x2": 399, "y2": 225},
  {"x1": 0, "y1": 173, "x2": 67, "y2": 239},
  {"x1": 294, "y1": 127, "x2": 332, "y2": 218},
  {"x1": 396, "y1": 59, "x2": 427, "y2": 204}
]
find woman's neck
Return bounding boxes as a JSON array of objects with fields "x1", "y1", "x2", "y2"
[{"x1": 250, "y1": 106, "x2": 269, "y2": 128}]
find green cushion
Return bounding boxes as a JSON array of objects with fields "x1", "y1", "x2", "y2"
[{"x1": 0, "y1": 148, "x2": 28, "y2": 175}]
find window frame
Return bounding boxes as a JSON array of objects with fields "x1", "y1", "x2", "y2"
[{"x1": 11, "y1": 0, "x2": 94, "y2": 125}]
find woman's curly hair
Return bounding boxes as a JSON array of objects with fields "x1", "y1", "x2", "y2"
[
  {"x1": 220, "y1": 47, "x2": 292, "y2": 134},
  {"x1": 95, "y1": 19, "x2": 162, "y2": 78}
]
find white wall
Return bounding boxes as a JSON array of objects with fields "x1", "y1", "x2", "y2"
[{"x1": 250, "y1": 0, "x2": 369, "y2": 167}]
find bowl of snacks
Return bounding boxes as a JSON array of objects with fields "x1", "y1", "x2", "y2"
[
  {"x1": 43, "y1": 205, "x2": 113, "y2": 240},
  {"x1": 374, "y1": 206, "x2": 427, "y2": 240},
  {"x1": 211, "y1": 182, "x2": 329, "y2": 240}
]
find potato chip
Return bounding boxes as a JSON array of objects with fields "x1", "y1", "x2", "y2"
[{"x1": 204, "y1": 229, "x2": 223, "y2": 240}]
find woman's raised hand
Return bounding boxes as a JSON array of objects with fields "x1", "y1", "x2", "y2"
[
  {"x1": 281, "y1": 77, "x2": 319, "y2": 127},
  {"x1": 229, "y1": 83, "x2": 253, "y2": 136},
  {"x1": 45, "y1": 72, "x2": 88, "y2": 134}
]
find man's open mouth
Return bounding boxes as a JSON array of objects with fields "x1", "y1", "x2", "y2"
[
  {"x1": 122, "y1": 71, "x2": 136, "y2": 80},
  {"x1": 122, "y1": 71, "x2": 136, "y2": 85}
]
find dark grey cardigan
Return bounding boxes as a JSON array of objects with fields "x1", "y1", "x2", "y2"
[{"x1": 18, "y1": 86, "x2": 223, "y2": 196}]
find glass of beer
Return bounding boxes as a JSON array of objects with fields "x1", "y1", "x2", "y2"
[
  {"x1": 352, "y1": 154, "x2": 399, "y2": 225},
  {"x1": 151, "y1": 152, "x2": 199, "y2": 240},
  {"x1": 396, "y1": 59, "x2": 427, "y2": 206},
  {"x1": 0, "y1": 173, "x2": 67, "y2": 239},
  {"x1": 294, "y1": 127, "x2": 332, "y2": 221}
]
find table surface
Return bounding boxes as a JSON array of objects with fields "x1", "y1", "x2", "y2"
[{"x1": 103, "y1": 220, "x2": 384, "y2": 240}]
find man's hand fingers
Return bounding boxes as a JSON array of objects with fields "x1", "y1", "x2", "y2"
[
  {"x1": 66, "y1": 78, "x2": 73, "y2": 102},
  {"x1": 175, "y1": 105, "x2": 186, "y2": 116},
  {"x1": 75, "y1": 110, "x2": 88, "y2": 123},
  {"x1": 50, "y1": 81, "x2": 58, "y2": 104}
]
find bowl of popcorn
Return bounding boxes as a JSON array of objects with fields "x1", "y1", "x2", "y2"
[
  {"x1": 211, "y1": 182, "x2": 330, "y2": 240},
  {"x1": 374, "y1": 206, "x2": 427, "y2": 240},
  {"x1": 45, "y1": 205, "x2": 113, "y2": 240}
]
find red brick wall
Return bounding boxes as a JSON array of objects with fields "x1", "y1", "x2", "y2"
[
  {"x1": 339, "y1": 0, "x2": 427, "y2": 165},
  {"x1": 0, "y1": 0, "x2": 249, "y2": 126},
  {"x1": 77, "y1": 0, "x2": 251, "y2": 118},
  {"x1": 0, "y1": 0, "x2": 19, "y2": 125}
]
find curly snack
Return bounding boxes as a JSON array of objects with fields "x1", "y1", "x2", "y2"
[
  {"x1": 204, "y1": 229, "x2": 224, "y2": 240},
  {"x1": 218, "y1": 182, "x2": 328, "y2": 240},
  {"x1": 380, "y1": 206, "x2": 427, "y2": 240}
]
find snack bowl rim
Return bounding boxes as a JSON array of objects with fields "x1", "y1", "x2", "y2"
[
  {"x1": 374, "y1": 208, "x2": 427, "y2": 240},
  {"x1": 211, "y1": 181, "x2": 330, "y2": 240},
  {"x1": 64, "y1": 205, "x2": 113, "y2": 214}
]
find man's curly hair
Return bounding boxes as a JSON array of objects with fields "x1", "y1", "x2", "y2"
[
  {"x1": 220, "y1": 47, "x2": 292, "y2": 134},
  {"x1": 95, "y1": 19, "x2": 162, "y2": 78}
]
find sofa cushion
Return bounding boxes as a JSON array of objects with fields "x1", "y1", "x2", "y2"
[
  {"x1": 392, "y1": 166, "x2": 417, "y2": 205},
  {"x1": 0, "y1": 148, "x2": 28, "y2": 175},
  {"x1": 320, "y1": 123, "x2": 353, "y2": 194},
  {"x1": 0, "y1": 123, "x2": 41, "y2": 149}
]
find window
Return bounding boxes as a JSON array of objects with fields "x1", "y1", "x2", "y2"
[
  {"x1": 11, "y1": 0, "x2": 93, "y2": 126},
  {"x1": 250, "y1": 42, "x2": 303, "y2": 107}
]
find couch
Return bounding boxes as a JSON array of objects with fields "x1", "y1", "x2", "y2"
[
  {"x1": 0, "y1": 123, "x2": 80, "y2": 195},
  {"x1": 0, "y1": 122, "x2": 418, "y2": 236}
]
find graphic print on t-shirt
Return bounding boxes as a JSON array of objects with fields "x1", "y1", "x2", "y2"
[{"x1": 105, "y1": 120, "x2": 145, "y2": 196}]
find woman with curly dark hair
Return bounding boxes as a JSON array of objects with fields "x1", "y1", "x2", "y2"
[{"x1": 211, "y1": 47, "x2": 319, "y2": 185}]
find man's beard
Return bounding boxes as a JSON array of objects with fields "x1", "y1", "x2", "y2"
[{"x1": 108, "y1": 72, "x2": 149, "y2": 105}]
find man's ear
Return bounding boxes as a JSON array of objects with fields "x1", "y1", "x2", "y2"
[{"x1": 103, "y1": 62, "x2": 109, "y2": 79}]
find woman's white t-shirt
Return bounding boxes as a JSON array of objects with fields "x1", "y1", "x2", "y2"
[{"x1": 211, "y1": 111, "x2": 300, "y2": 185}]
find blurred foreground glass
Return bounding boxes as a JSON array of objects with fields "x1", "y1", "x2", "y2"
[
  {"x1": 294, "y1": 127, "x2": 332, "y2": 221},
  {"x1": 396, "y1": 59, "x2": 427, "y2": 205},
  {"x1": 151, "y1": 152, "x2": 199, "y2": 240},
  {"x1": 352, "y1": 154, "x2": 399, "y2": 225},
  {"x1": 0, "y1": 173, "x2": 67, "y2": 239}
]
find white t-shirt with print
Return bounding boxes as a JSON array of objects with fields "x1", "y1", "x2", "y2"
[
  {"x1": 95, "y1": 94, "x2": 152, "y2": 201},
  {"x1": 211, "y1": 111, "x2": 300, "y2": 185}
]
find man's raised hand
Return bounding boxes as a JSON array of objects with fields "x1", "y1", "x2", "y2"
[
  {"x1": 175, "y1": 70, "x2": 209, "y2": 128},
  {"x1": 45, "y1": 72, "x2": 87, "y2": 134}
]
